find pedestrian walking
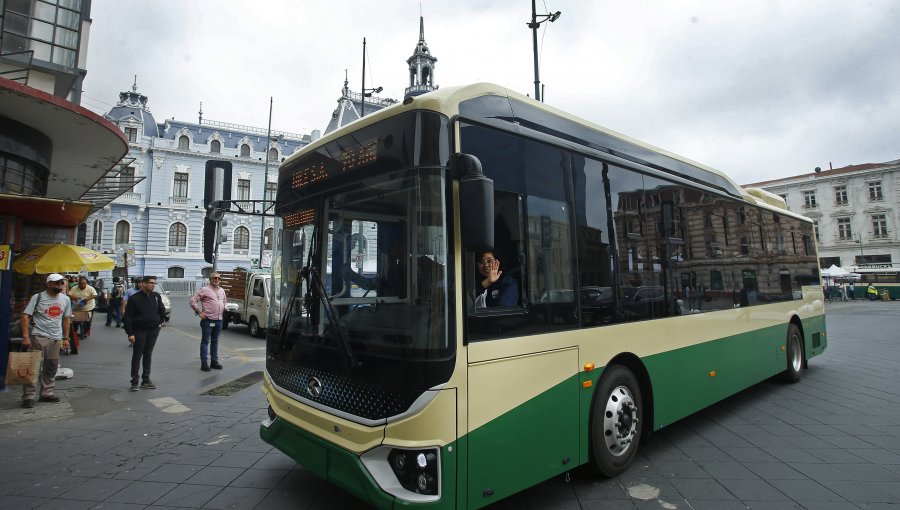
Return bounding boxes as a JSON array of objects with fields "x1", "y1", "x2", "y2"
[
  {"x1": 68, "y1": 275, "x2": 97, "y2": 346},
  {"x1": 105, "y1": 276, "x2": 125, "y2": 327},
  {"x1": 123, "y1": 276, "x2": 166, "y2": 392},
  {"x1": 19, "y1": 273, "x2": 72, "y2": 408},
  {"x1": 841, "y1": 282, "x2": 848, "y2": 302},
  {"x1": 190, "y1": 272, "x2": 227, "y2": 372},
  {"x1": 849, "y1": 281, "x2": 856, "y2": 301}
]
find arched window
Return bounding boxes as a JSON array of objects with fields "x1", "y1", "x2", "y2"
[
  {"x1": 168, "y1": 266, "x2": 185, "y2": 278},
  {"x1": 76, "y1": 223, "x2": 87, "y2": 246},
  {"x1": 169, "y1": 222, "x2": 187, "y2": 247},
  {"x1": 115, "y1": 220, "x2": 130, "y2": 244},
  {"x1": 91, "y1": 219, "x2": 103, "y2": 245},
  {"x1": 267, "y1": 147, "x2": 278, "y2": 161},
  {"x1": 210, "y1": 139, "x2": 221, "y2": 153},
  {"x1": 178, "y1": 135, "x2": 190, "y2": 150},
  {"x1": 240, "y1": 143, "x2": 251, "y2": 157},
  {"x1": 201, "y1": 266, "x2": 213, "y2": 278},
  {"x1": 264, "y1": 228, "x2": 273, "y2": 250},
  {"x1": 234, "y1": 226, "x2": 250, "y2": 250}
]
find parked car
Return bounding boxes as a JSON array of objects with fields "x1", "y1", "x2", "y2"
[
  {"x1": 154, "y1": 280, "x2": 173, "y2": 321},
  {"x1": 91, "y1": 278, "x2": 109, "y2": 312}
]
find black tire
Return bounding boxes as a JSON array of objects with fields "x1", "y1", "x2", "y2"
[
  {"x1": 249, "y1": 317, "x2": 261, "y2": 338},
  {"x1": 590, "y1": 365, "x2": 643, "y2": 477},
  {"x1": 783, "y1": 323, "x2": 804, "y2": 383},
  {"x1": 222, "y1": 318, "x2": 229, "y2": 330}
]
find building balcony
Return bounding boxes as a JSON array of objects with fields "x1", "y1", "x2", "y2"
[
  {"x1": 170, "y1": 196, "x2": 190, "y2": 206},
  {"x1": 119, "y1": 191, "x2": 142, "y2": 202}
]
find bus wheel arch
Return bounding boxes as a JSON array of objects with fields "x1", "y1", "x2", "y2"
[
  {"x1": 588, "y1": 354, "x2": 653, "y2": 477},
  {"x1": 783, "y1": 318, "x2": 806, "y2": 383}
]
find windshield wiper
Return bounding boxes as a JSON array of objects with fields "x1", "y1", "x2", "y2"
[
  {"x1": 305, "y1": 265, "x2": 359, "y2": 372},
  {"x1": 274, "y1": 269, "x2": 304, "y2": 349}
]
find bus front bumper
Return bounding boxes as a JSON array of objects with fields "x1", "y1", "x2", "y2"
[{"x1": 260, "y1": 414, "x2": 397, "y2": 509}]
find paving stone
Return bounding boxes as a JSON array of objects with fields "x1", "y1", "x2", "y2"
[
  {"x1": 230, "y1": 468, "x2": 288, "y2": 489},
  {"x1": 202, "y1": 486, "x2": 269, "y2": 510},
  {"x1": 184, "y1": 465, "x2": 245, "y2": 486}
]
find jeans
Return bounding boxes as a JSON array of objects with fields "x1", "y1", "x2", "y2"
[
  {"x1": 200, "y1": 318, "x2": 222, "y2": 363},
  {"x1": 107, "y1": 299, "x2": 122, "y2": 325},
  {"x1": 130, "y1": 327, "x2": 160, "y2": 385}
]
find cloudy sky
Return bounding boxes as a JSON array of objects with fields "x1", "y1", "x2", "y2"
[{"x1": 82, "y1": 0, "x2": 899, "y2": 184}]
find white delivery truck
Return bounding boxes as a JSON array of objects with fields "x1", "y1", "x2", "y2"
[{"x1": 219, "y1": 270, "x2": 271, "y2": 337}]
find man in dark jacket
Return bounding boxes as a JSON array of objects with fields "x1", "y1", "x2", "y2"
[{"x1": 123, "y1": 276, "x2": 166, "y2": 392}]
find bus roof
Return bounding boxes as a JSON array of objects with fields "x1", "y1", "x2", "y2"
[{"x1": 282, "y1": 83, "x2": 799, "y2": 217}]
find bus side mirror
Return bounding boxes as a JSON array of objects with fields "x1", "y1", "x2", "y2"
[{"x1": 452, "y1": 153, "x2": 494, "y2": 251}]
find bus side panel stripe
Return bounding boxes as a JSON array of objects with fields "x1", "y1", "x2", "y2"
[{"x1": 645, "y1": 322, "x2": 793, "y2": 429}]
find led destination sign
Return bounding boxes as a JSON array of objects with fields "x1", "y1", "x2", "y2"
[{"x1": 291, "y1": 139, "x2": 380, "y2": 191}]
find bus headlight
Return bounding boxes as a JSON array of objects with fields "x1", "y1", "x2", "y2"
[
  {"x1": 388, "y1": 448, "x2": 438, "y2": 495},
  {"x1": 361, "y1": 446, "x2": 441, "y2": 501}
]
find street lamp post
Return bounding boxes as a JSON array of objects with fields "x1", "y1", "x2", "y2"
[
  {"x1": 360, "y1": 37, "x2": 383, "y2": 117},
  {"x1": 259, "y1": 97, "x2": 273, "y2": 268},
  {"x1": 527, "y1": 0, "x2": 561, "y2": 102},
  {"x1": 855, "y1": 234, "x2": 865, "y2": 265}
]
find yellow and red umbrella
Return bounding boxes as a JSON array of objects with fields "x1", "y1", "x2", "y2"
[{"x1": 12, "y1": 243, "x2": 115, "y2": 275}]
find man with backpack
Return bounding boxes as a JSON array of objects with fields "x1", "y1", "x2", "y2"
[{"x1": 106, "y1": 276, "x2": 125, "y2": 327}]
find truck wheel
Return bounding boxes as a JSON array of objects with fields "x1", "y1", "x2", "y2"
[{"x1": 249, "y1": 317, "x2": 262, "y2": 337}]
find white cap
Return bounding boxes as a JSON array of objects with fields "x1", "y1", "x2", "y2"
[{"x1": 46, "y1": 273, "x2": 65, "y2": 283}]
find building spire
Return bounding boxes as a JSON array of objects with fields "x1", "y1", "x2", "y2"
[
  {"x1": 405, "y1": 15, "x2": 438, "y2": 97},
  {"x1": 132, "y1": 75, "x2": 138, "y2": 92},
  {"x1": 198, "y1": 101, "x2": 203, "y2": 124}
]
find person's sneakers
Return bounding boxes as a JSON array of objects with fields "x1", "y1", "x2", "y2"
[
  {"x1": 201, "y1": 362, "x2": 211, "y2": 372},
  {"x1": 21, "y1": 399, "x2": 34, "y2": 409},
  {"x1": 210, "y1": 361, "x2": 223, "y2": 370},
  {"x1": 105, "y1": 323, "x2": 111, "y2": 326},
  {"x1": 140, "y1": 381, "x2": 156, "y2": 389},
  {"x1": 38, "y1": 395, "x2": 60, "y2": 403},
  {"x1": 130, "y1": 383, "x2": 139, "y2": 392}
]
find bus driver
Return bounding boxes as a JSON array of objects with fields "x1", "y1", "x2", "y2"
[{"x1": 475, "y1": 250, "x2": 519, "y2": 308}]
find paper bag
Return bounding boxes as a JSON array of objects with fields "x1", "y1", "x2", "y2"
[{"x1": 6, "y1": 350, "x2": 42, "y2": 386}]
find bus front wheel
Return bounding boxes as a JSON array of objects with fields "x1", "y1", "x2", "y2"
[
  {"x1": 783, "y1": 323, "x2": 804, "y2": 383},
  {"x1": 590, "y1": 365, "x2": 643, "y2": 477}
]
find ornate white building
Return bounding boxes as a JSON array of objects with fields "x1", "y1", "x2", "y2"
[
  {"x1": 746, "y1": 159, "x2": 899, "y2": 271},
  {"x1": 86, "y1": 16, "x2": 439, "y2": 282}
]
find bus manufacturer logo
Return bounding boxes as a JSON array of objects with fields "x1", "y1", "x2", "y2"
[{"x1": 306, "y1": 377, "x2": 323, "y2": 398}]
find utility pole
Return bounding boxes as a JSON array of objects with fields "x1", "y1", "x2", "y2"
[
  {"x1": 258, "y1": 97, "x2": 273, "y2": 268},
  {"x1": 526, "y1": 1, "x2": 561, "y2": 102},
  {"x1": 361, "y1": 38, "x2": 367, "y2": 117}
]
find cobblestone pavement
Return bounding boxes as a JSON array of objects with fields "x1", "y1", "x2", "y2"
[{"x1": 0, "y1": 298, "x2": 898, "y2": 509}]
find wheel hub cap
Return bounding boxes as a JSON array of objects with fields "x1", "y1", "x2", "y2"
[{"x1": 603, "y1": 385, "x2": 638, "y2": 456}]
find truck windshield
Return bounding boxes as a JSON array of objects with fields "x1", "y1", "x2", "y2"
[{"x1": 269, "y1": 168, "x2": 451, "y2": 400}]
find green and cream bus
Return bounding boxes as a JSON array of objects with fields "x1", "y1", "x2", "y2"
[{"x1": 260, "y1": 83, "x2": 827, "y2": 509}]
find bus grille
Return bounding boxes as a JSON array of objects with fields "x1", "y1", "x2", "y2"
[{"x1": 267, "y1": 360, "x2": 421, "y2": 421}]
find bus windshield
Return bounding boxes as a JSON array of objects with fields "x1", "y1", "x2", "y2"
[{"x1": 270, "y1": 168, "x2": 450, "y2": 394}]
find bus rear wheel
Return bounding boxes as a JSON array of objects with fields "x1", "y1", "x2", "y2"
[
  {"x1": 783, "y1": 323, "x2": 804, "y2": 383},
  {"x1": 590, "y1": 365, "x2": 643, "y2": 477}
]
